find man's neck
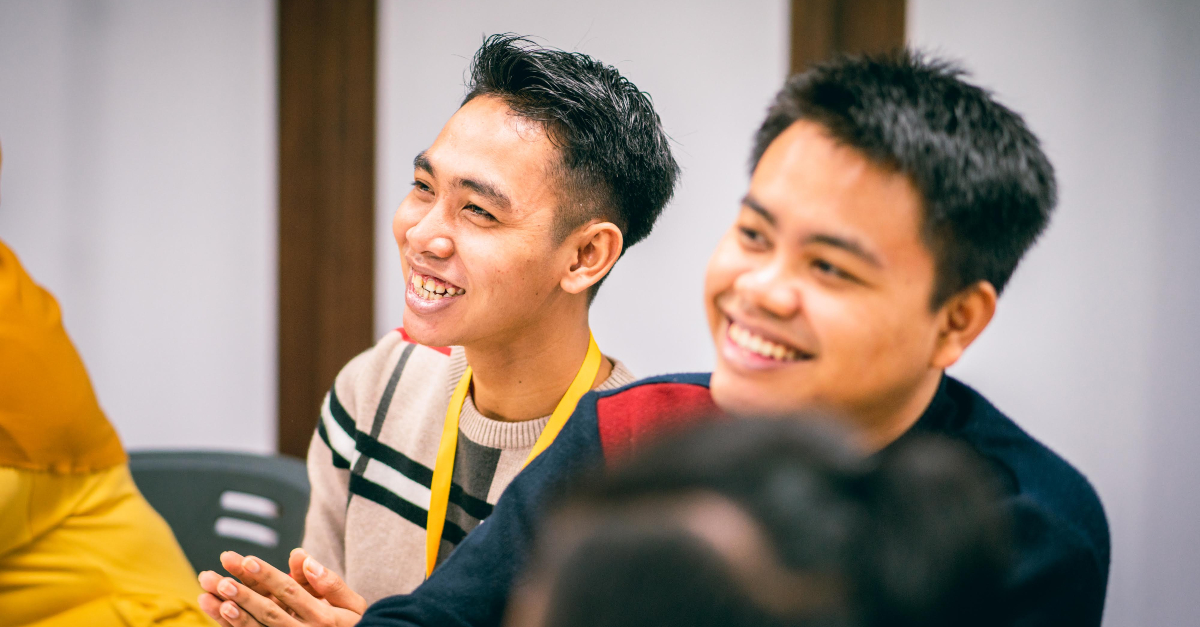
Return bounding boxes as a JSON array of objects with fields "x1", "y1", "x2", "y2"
[
  {"x1": 855, "y1": 370, "x2": 944, "y2": 452},
  {"x1": 464, "y1": 309, "x2": 612, "y2": 423}
]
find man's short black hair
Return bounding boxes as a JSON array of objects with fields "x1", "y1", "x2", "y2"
[
  {"x1": 753, "y1": 51, "x2": 1056, "y2": 307},
  {"x1": 526, "y1": 420, "x2": 1011, "y2": 627},
  {"x1": 464, "y1": 34, "x2": 679, "y2": 254}
]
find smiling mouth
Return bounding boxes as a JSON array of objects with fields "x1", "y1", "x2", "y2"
[
  {"x1": 727, "y1": 319, "x2": 808, "y2": 362},
  {"x1": 410, "y1": 271, "x2": 465, "y2": 300}
]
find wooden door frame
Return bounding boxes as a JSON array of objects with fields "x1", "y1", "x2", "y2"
[
  {"x1": 276, "y1": 0, "x2": 377, "y2": 458},
  {"x1": 790, "y1": 0, "x2": 907, "y2": 75}
]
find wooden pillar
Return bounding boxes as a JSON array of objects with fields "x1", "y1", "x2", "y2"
[
  {"x1": 790, "y1": 0, "x2": 907, "y2": 76},
  {"x1": 277, "y1": 0, "x2": 377, "y2": 458}
]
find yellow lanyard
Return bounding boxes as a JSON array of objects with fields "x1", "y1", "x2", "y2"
[{"x1": 425, "y1": 332, "x2": 603, "y2": 577}]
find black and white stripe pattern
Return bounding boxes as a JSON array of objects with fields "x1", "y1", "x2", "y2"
[{"x1": 317, "y1": 380, "x2": 496, "y2": 548}]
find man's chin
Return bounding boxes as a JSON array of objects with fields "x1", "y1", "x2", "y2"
[
  {"x1": 709, "y1": 368, "x2": 807, "y2": 418},
  {"x1": 400, "y1": 313, "x2": 461, "y2": 348}
]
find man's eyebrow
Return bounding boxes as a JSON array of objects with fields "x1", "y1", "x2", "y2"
[
  {"x1": 741, "y1": 194, "x2": 776, "y2": 226},
  {"x1": 803, "y1": 233, "x2": 883, "y2": 267},
  {"x1": 743, "y1": 193, "x2": 882, "y2": 267},
  {"x1": 412, "y1": 152, "x2": 510, "y2": 210},
  {"x1": 413, "y1": 152, "x2": 433, "y2": 174},
  {"x1": 460, "y1": 178, "x2": 511, "y2": 210}
]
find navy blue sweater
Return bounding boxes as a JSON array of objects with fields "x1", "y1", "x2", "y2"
[{"x1": 358, "y1": 373, "x2": 1110, "y2": 627}]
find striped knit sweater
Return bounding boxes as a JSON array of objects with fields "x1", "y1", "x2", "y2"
[{"x1": 301, "y1": 328, "x2": 635, "y2": 604}]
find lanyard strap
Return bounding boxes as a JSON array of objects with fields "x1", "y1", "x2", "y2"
[{"x1": 425, "y1": 332, "x2": 603, "y2": 577}]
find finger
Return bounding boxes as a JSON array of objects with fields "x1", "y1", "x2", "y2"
[
  {"x1": 219, "y1": 599, "x2": 267, "y2": 627},
  {"x1": 215, "y1": 576, "x2": 297, "y2": 627},
  {"x1": 229, "y1": 554, "x2": 294, "y2": 604},
  {"x1": 288, "y1": 547, "x2": 306, "y2": 576},
  {"x1": 199, "y1": 570, "x2": 226, "y2": 595},
  {"x1": 198, "y1": 592, "x2": 235, "y2": 627},
  {"x1": 204, "y1": 570, "x2": 283, "y2": 622},
  {"x1": 221, "y1": 550, "x2": 248, "y2": 577},
  {"x1": 288, "y1": 548, "x2": 319, "y2": 597},
  {"x1": 302, "y1": 555, "x2": 367, "y2": 614},
  {"x1": 238, "y1": 556, "x2": 325, "y2": 621}
]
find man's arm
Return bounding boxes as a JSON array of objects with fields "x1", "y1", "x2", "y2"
[
  {"x1": 357, "y1": 391, "x2": 607, "y2": 627},
  {"x1": 1003, "y1": 495, "x2": 1109, "y2": 627}
]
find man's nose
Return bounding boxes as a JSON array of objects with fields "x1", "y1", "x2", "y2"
[
  {"x1": 406, "y1": 204, "x2": 455, "y2": 260},
  {"x1": 734, "y1": 262, "x2": 801, "y2": 319}
]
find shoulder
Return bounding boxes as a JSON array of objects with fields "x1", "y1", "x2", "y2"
[
  {"x1": 588, "y1": 373, "x2": 717, "y2": 462},
  {"x1": 330, "y1": 328, "x2": 456, "y2": 416},
  {"x1": 517, "y1": 373, "x2": 718, "y2": 506},
  {"x1": 942, "y1": 377, "x2": 1111, "y2": 584}
]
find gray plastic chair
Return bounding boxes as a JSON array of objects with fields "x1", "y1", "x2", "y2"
[{"x1": 129, "y1": 450, "x2": 310, "y2": 577}]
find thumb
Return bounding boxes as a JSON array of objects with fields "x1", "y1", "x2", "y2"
[{"x1": 304, "y1": 555, "x2": 367, "y2": 614}]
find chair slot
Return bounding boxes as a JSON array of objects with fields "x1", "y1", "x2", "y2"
[
  {"x1": 220, "y1": 490, "x2": 280, "y2": 519},
  {"x1": 215, "y1": 516, "x2": 279, "y2": 548}
]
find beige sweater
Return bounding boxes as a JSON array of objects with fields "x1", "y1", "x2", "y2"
[{"x1": 302, "y1": 330, "x2": 635, "y2": 604}]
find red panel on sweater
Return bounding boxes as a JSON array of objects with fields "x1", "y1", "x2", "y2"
[
  {"x1": 396, "y1": 327, "x2": 452, "y2": 356},
  {"x1": 597, "y1": 383, "x2": 719, "y2": 464}
]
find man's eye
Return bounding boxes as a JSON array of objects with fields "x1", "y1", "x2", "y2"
[
  {"x1": 412, "y1": 180, "x2": 432, "y2": 193},
  {"x1": 738, "y1": 227, "x2": 767, "y2": 247},
  {"x1": 813, "y1": 259, "x2": 853, "y2": 281},
  {"x1": 466, "y1": 204, "x2": 496, "y2": 221}
]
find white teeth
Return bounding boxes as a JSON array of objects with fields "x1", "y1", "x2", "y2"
[
  {"x1": 410, "y1": 272, "x2": 464, "y2": 300},
  {"x1": 728, "y1": 322, "x2": 801, "y2": 362}
]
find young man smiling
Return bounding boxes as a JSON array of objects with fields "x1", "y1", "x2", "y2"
[
  {"x1": 197, "y1": 34, "x2": 678, "y2": 623},
  {"x1": 203, "y1": 53, "x2": 1108, "y2": 627}
]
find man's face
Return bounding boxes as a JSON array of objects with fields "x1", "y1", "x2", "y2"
[
  {"x1": 395, "y1": 95, "x2": 575, "y2": 347},
  {"x1": 705, "y1": 120, "x2": 944, "y2": 422}
]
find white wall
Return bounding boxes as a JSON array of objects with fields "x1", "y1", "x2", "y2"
[
  {"x1": 0, "y1": 0, "x2": 277, "y2": 453},
  {"x1": 376, "y1": 0, "x2": 789, "y2": 377},
  {"x1": 910, "y1": 1, "x2": 1200, "y2": 624}
]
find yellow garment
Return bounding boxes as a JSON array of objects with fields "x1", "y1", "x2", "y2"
[
  {"x1": 0, "y1": 465, "x2": 213, "y2": 626},
  {"x1": 0, "y1": 239, "x2": 213, "y2": 626},
  {"x1": 0, "y1": 240, "x2": 124, "y2": 473}
]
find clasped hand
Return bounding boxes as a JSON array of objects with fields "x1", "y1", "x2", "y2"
[{"x1": 197, "y1": 548, "x2": 366, "y2": 627}]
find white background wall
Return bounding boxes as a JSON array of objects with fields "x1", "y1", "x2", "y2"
[
  {"x1": 910, "y1": 1, "x2": 1200, "y2": 624},
  {"x1": 375, "y1": 0, "x2": 790, "y2": 376},
  {"x1": 0, "y1": 0, "x2": 277, "y2": 453}
]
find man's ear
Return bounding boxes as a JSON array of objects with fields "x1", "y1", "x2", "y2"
[
  {"x1": 931, "y1": 281, "x2": 997, "y2": 369},
  {"x1": 560, "y1": 221, "x2": 623, "y2": 296}
]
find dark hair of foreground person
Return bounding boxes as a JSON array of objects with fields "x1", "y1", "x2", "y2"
[{"x1": 508, "y1": 418, "x2": 1012, "y2": 627}]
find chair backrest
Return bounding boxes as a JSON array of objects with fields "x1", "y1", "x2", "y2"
[{"x1": 129, "y1": 450, "x2": 310, "y2": 576}]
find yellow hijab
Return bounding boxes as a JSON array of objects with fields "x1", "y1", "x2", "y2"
[{"x1": 0, "y1": 239, "x2": 125, "y2": 472}]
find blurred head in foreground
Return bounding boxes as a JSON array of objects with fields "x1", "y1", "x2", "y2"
[{"x1": 505, "y1": 419, "x2": 1010, "y2": 627}]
